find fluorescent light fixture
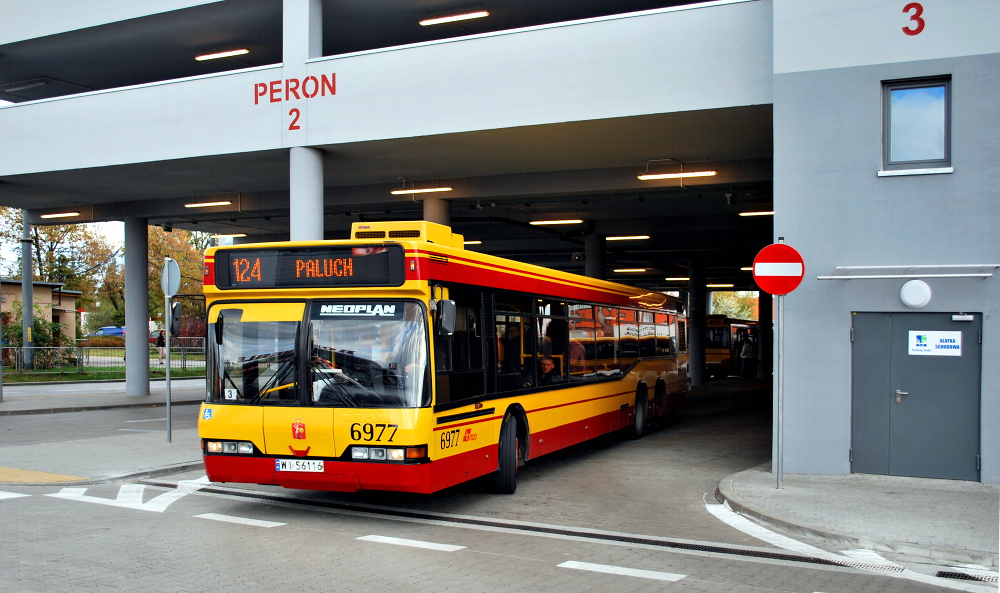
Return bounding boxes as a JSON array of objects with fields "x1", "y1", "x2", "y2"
[
  {"x1": 707, "y1": 283, "x2": 735, "y2": 288},
  {"x1": 463, "y1": 240, "x2": 482, "y2": 245},
  {"x1": 614, "y1": 268, "x2": 647, "y2": 273},
  {"x1": 185, "y1": 200, "x2": 232, "y2": 208},
  {"x1": 529, "y1": 219, "x2": 583, "y2": 226},
  {"x1": 390, "y1": 187, "x2": 452, "y2": 195},
  {"x1": 606, "y1": 235, "x2": 650, "y2": 241},
  {"x1": 3, "y1": 79, "x2": 47, "y2": 92},
  {"x1": 211, "y1": 233, "x2": 247, "y2": 239},
  {"x1": 664, "y1": 277, "x2": 690, "y2": 281},
  {"x1": 740, "y1": 267, "x2": 753, "y2": 271},
  {"x1": 738, "y1": 211, "x2": 775, "y2": 217},
  {"x1": 420, "y1": 11, "x2": 489, "y2": 26},
  {"x1": 195, "y1": 49, "x2": 249, "y2": 61},
  {"x1": 638, "y1": 170, "x2": 717, "y2": 180},
  {"x1": 40, "y1": 211, "x2": 81, "y2": 219}
]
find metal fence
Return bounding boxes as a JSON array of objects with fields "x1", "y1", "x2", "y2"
[{"x1": 2, "y1": 337, "x2": 206, "y2": 374}]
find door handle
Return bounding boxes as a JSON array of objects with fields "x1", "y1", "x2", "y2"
[{"x1": 895, "y1": 389, "x2": 909, "y2": 404}]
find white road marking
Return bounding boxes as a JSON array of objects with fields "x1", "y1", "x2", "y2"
[
  {"x1": 558, "y1": 561, "x2": 685, "y2": 582},
  {"x1": 119, "y1": 429, "x2": 159, "y2": 432},
  {"x1": 705, "y1": 498, "x2": 996, "y2": 593},
  {"x1": 0, "y1": 491, "x2": 31, "y2": 500},
  {"x1": 125, "y1": 418, "x2": 167, "y2": 423},
  {"x1": 357, "y1": 535, "x2": 464, "y2": 552},
  {"x1": 195, "y1": 513, "x2": 285, "y2": 528},
  {"x1": 46, "y1": 476, "x2": 208, "y2": 513}
]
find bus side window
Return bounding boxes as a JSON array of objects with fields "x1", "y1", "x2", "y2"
[{"x1": 435, "y1": 290, "x2": 486, "y2": 404}]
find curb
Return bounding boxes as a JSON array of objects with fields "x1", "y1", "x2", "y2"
[
  {"x1": 0, "y1": 461, "x2": 206, "y2": 487},
  {"x1": 715, "y1": 478, "x2": 998, "y2": 569},
  {"x1": 0, "y1": 399, "x2": 204, "y2": 416}
]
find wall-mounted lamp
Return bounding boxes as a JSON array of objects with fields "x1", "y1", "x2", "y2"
[
  {"x1": 664, "y1": 277, "x2": 690, "y2": 281},
  {"x1": 606, "y1": 235, "x2": 650, "y2": 241},
  {"x1": 738, "y1": 211, "x2": 775, "y2": 217},
  {"x1": 463, "y1": 240, "x2": 482, "y2": 245},
  {"x1": 210, "y1": 233, "x2": 247, "y2": 239},
  {"x1": 40, "y1": 211, "x2": 82, "y2": 219},
  {"x1": 195, "y1": 49, "x2": 249, "y2": 61},
  {"x1": 707, "y1": 283, "x2": 735, "y2": 288},
  {"x1": 614, "y1": 268, "x2": 647, "y2": 273},
  {"x1": 420, "y1": 11, "x2": 489, "y2": 26}
]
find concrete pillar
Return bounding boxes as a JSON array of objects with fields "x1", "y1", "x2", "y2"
[
  {"x1": 687, "y1": 257, "x2": 706, "y2": 387},
  {"x1": 289, "y1": 146, "x2": 325, "y2": 241},
  {"x1": 584, "y1": 233, "x2": 606, "y2": 279},
  {"x1": 423, "y1": 197, "x2": 451, "y2": 226},
  {"x1": 124, "y1": 217, "x2": 150, "y2": 396},
  {"x1": 283, "y1": 0, "x2": 322, "y2": 63}
]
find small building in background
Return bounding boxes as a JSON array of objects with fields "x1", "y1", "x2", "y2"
[{"x1": 0, "y1": 279, "x2": 81, "y2": 342}]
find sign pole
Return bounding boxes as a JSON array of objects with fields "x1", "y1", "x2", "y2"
[
  {"x1": 165, "y1": 293, "x2": 172, "y2": 444},
  {"x1": 777, "y1": 291, "x2": 784, "y2": 490},
  {"x1": 752, "y1": 237, "x2": 803, "y2": 490},
  {"x1": 160, "y1": 256, "x2": 181, "y2": 444}
]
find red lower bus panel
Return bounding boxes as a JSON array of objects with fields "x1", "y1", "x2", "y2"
[
  {"x1": 203, "y1": 443, "x2": 498, "y2": 494},
  {"x1": 527, "y1": 408, "x2": 631, "y2": 458}
]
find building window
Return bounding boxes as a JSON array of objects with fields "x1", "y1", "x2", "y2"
[{"x1": 882, "y1": 77, "x2": 950, "y2": 171}]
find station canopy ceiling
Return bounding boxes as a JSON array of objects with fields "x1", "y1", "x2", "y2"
[{"x1": 0, "y1": 0, "x2": 772, "y2": 291}]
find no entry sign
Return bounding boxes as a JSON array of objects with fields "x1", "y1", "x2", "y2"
[{"x1": 753, "y1": 243, "x2": 804, "y2": 295}]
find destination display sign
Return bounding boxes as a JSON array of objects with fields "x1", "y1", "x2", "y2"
[{"x1": 215, "y1": 245, "x2": 405, "y2": 289}]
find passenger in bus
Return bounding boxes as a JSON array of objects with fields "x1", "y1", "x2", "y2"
[
  {"x1": 568, "y1": 340, "x2": 588, "y2": 373},
  {"x1": 500, "y1": 324, "x2": 522, "y2": 372},
  {"x1": 538, "y1": 356, "x2": 563, "y2": 385}
]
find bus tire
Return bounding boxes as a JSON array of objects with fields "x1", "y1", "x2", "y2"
[
  {"x1": 628, "y1": 387, "x2": 647, "y2": 439},
  {"x1": 492, "y1": 416, "x2": 518, "y2": 494},
  {"x1": 653, "y1": 381, "x2": 668, "y2": 429}
]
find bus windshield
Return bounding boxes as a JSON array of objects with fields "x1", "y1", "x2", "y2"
[
  {"x1": 208, "y1": 301, "x2": 429, "y2": 408},
  {"x1": 308, "y1": 301, "x2": 429, "y2": 408}
]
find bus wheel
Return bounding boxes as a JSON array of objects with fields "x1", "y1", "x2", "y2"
[
  {"x1": 492, "y1": 416, "x2": 518, "y2": 494},
  {"x1": 628, "y1": 388, "x2": 647, "y2": 439}
]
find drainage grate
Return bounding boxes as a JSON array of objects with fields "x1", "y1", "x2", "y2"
[{"x1": 936, "y1": 571, "x2": 998, "y2": 584}]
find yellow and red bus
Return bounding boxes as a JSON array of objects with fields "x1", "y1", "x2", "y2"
[
  {"x1": 198, "y1": 221, "x2": 686, "y2": 494},
  {"x1": 704, "y1": 314, "x2": 758, "y2": 378}
]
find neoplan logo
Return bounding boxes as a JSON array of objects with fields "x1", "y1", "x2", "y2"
[{"x1": 320, "y1": 304, "x2": 396, "y2": 316}]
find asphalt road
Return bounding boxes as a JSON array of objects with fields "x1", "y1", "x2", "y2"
[{"x1": 1, "y1": 392, "x2": 974, "y2": 593}]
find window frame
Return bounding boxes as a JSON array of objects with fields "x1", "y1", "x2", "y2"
[{"x1": 881, "y1": 76, "x2": 951, "y2": 172}]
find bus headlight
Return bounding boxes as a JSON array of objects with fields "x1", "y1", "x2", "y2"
[
  {"x1": 387, "y1": 448, "x2": 405, "y2": 461},
  {"x1": 352, "y1": 447, "x2": 369, "y2": 459},
  {"x1": 206, "y1": 440, "x2": 254, "y2": 454},
  {"x1": 369, "y1": 447, "x2": 386, "y2": 460}
]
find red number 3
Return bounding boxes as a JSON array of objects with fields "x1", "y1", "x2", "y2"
[{"x1": 902, "y1": 2, "x2": 925, "y2": 36}]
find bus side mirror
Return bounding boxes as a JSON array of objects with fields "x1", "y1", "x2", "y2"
[
  {"x1": 214, "y1": 315, "x2": 224, "y2": 345},
  {"x1": 169, "y1": 301, "x2": 182, "y2": 338},
  {"x1": 437, "y1": 300, "x2": 456, "y2": 336}
]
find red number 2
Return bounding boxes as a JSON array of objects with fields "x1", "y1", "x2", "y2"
[
  {"x1": 902, "y1": 2, "x2": 925, "y2": 36},
  {"x1": 288, "y1": 108, "x2": 301, "y2": 130}
]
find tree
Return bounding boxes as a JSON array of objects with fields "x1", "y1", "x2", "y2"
[
  {"x1": 146, "y1": 226, "x2": 209, "y2": 334},
  {"x1": 711, "y1": 291, "x2": 759, "y2": 321},
  {"x1": 0, "y1": 208, "x2": 117, "y2": 310}
]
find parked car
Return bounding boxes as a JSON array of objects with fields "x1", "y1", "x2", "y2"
[{"x1": 87, "y1": 326, "x2": 124, "y2": 337}]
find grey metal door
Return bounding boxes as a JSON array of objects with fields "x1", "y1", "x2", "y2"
[{"x1": 852, "y1": 312, "x2": 981, "y2": 480}]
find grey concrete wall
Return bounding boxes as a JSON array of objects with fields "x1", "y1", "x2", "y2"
[
  {"x1": 773, "y1": 52, "x2": 1000, "y2": 483},
  {"x1": 0, "y1": 0, "x2": 773, "y2": 176}
]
